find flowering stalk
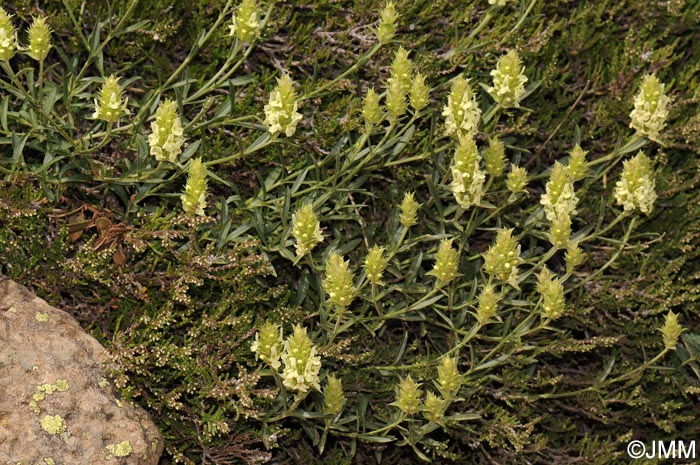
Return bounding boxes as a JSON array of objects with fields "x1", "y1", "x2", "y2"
[
  {"x1": 399, "y1": 192, "x2": 420, "y2": 228},
  {"x1": 251, "y1": 322, "x2": 283, "y2": 370},
  {"x1": 537, "y1": 268, "x2": 565, "y2": 321},
  {"x1": 148, "y1": 99, "x2": 186, "y2": 163},
  {"x1": 281, "y1": 325, "x2": 322, "y2": 394},
  {"x1": 364, "y1": 245, "x2": 389, "y2": 286},
  {"x1": 614, "y1": 151, "x2": 657, "y2": 215},
  {"x1": 392, "y1": 375, "x2": 422, "y2": 416},
  {"x1": 483, "y1": 228, "x2": 521, "y2": 286},
  {"x1": 487, "y1": 50, "x2": 528, "y2": 108},
  {"x1": 0, "y1": 8, "x2": 17, "y2": 62},
  {"x1": 450, "y1": 136, "x2": 486, "y2": 209},
  {"x1": 322, "y1": 251, "x2": 356, "y2": 309},
  {"x1": 292, "y1": 204, "x2": 323, "y2": 257},
  {"x1": 427, "y1": 238, "x2": 460, "y2": 285},
  {"x1": 443, "y1": 76, "x2": 480, "y2": 138},
  {"x1": 540, "y1": 162, "x2": 578, "y2": 222},
  {"x1": 181, "y1": 158, "x2": 208, "y2": 216},
  {"x1": 630, "y1": 74, "x2": 669, "y2": 143},
  {"x1": 229, "y1": 0, "x2": 261, "y2": 43},
  {"x1": 264, "y1": 74, "x2": 302, "y2": 137},
  {"x1": 377, "y1": 1, "x2": 398, "y2": 44},
  {"x1": 93, "y1": 75, "x2": 130, "y2": 123},
  {"x1": 323, "y1": 374, "x2": 347, "y2": 417}
]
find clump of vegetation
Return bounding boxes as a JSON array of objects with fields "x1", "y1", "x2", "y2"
[{"x1": 1, "y1": 1, "x2": 698, "y2": 464}]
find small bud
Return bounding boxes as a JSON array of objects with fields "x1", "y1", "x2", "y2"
[
  {"x1": 148, "y1": 99, "x2": 186, "y2": 163},
  {"x1": 229, "y1": 0, "x2": 261, "y2": 43},
  {"x1": 385, "y1": 77, "x2": 407, "y2": 123},
  {"x1": 540, "y1": 162, "x2": 578, "y2": 222},
  {"x1": 264, "y1": 74, "x2": 302, "y2": 137},
  {"x1": 251, "y1": 321, "x2": 283, "y2": 370},
  {"x1": 506, "y1": 165, "x2": 528, "y2": 195},
  {"x1": 292, "y1": 204, "x2": 323, "y2": 257},
  {"x1": 549, "y1": 212, "x2": 571, "y2": 250},
  {"x1": 399, "y1": 192, "x2": 421, "y2": 228},
  {"x1": 409, "y1": 73, "x2": 430, "y2": 113},
  {"x1": 630, "y1": 74, "x2": 670, "y2": 143},
  {"x1": 92, "y1": 75, "x2": 130, "y2": 123},
  {"x1": 661, "y1": 311, "x2": 683, "y2": 350},
  {"x1": 362, "y1": 88, "x2": 384, "y2": 129},
  {"x1": 436, "y1": 357, "x2": 462, "y2": 400},
  {"x1": 323, "y1": 374, "x2": 347, "y2": 417},
  {"x1": 392, "y1": 375, "x2": 422, "y2": 415},
  {"x1": 483, "y1": 228, "x2": 521, "y2": 285},
  {"x1": 450, "y1": 136, "x2": 486, "y2": 209},
  {"x1": 476, "y1": 284, "x2": 500, "y2": 325},
  {"x1": 26, "y1": 16, "x2": 52, "y2": 62},
  {"x1": 281, "y1": 325, "x2": 322, "y2": 393},
  {"x1": 567, "y1": 144, "x2": 588, "y2": 181},
  {"x1": 443, "y1": 76, "x2": 481, "y2": 138},
  {"x1": 565, "y1": 242, "x2": 585, "y2": 274},
  {"x1": 537, "y1": 267, "x2": 565, "y2": 320},
  {"x1": 0, "y1": 8, "x2": 17, "y2": 62},
  {"x1": 323, "y1": 251, "x2": 356, "y2": 308},
  {"x1": 390, "y1": 46, "x2": 413, "y2": 94},
  {"x1": 614, "y1": 151, "x2": 657, "y2": 215},
  {"x1": 181, "y1": 158, "x2": 208, "y2": 216},
  {"x1": 377, "y1": 1, "x2": 398, "y2": 44},
  {"x1": 364, "y1": 245, "x2": 389, "y2": 286},
  {"x1": 422, "y1": 391, "x2": 446, "y2": 423},
  {"x1": 428, "y1": 238, "x2": 460, "y2": 285},
  {"x1": 487, "y1": 50, "x2": 528, "y2": 108}
]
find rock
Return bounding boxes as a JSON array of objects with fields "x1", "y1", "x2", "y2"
[{"x1": 0, "y1": 278, "x2": 163, "y2": 465}]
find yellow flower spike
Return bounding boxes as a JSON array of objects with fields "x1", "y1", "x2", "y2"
[
  {"x1": 487, "y1": 50, "x2": 528, "y2": 108},
  {"x1": 540, "y1": 162, "x2": 578, "y2": 222},
  {"x1": 92, "y1": 75, "x2": 130, "y2": 123},
  {"x1": 630, "y1": 74, "x2": 670, "y2": 143},
  {"x1": 506, "y1": 165, "x2": 528, "y2": 195},
  {"x1": 436, "y1": 357, "x2": 462, "y2": 400},
  {"x1": 376, "y1": 1, "x2": 398, "y2": 44},
  {"x1": 281, "y1": 325, "x2": 322, "y2": 393},
  {"x1": 661, "y1": 311, "x2": 683, "y2": 350},
  {"x1": 484, "y1": 137, "x2": 506, "y2": 178},
  {"x1": 229, "y1": 0, "x2": 261, "y2": 43},
  {"x1": 442, "y1": 76, "x2": 480, "y2": 138},
  {"x1": 409, "y1": 73, "x2": 430, "y2": 113},
  {"x1": 428, "y1": 238, "x2": 460, "y2": 285},
  {"x1": 565, "y1": 242, "x2": 585, "y2": 274},
  {"x1": 549, "y1": 212, "x2": 572, "y2": 250},
  {"x1": 567, "y1": 144, "x2": 588, "y2": 181},
  {"x1": 322, "y1": 251, "x2": 356, "y2": 308},
  {"x1": 422, "y1": 391, "x2": 446, "y2": 423},
  {"x1": 450, "y1": 136, "x2": 486, "y2": 209},
  {"x1": 323, "y1": 374, "x2": 347, "y2": 417},
  {"x1": 476, "y1": 284, "x2": 500, "y2": 325},
  {"x1": 0, "y1": 8, "x2": 17, "y2": 62},
  {"x1": 364, "y1": 245, "x2": 389, "y2": 286},
  {"x1": 390, "y1": 46, "x2": 413, "y2": 94},
  {"x1": 292, "y1": 203, "x2": 323, "y2": 257},
  {"x1": 537, "y1": 267, "x2": 565, "y2": 320},
  {"x1": 399, "y1": 192, "x2": 421, "y2": 228},
  {"x1": 362, "y1": 88, "x2": 384, "y2": 129},
  {"x1": 181, "y1": 158, "x2": 208, "y2": 216},
  {"x1": 264, "y1": 74, "x2": 302, "y2": 137},
  {"x1": 148, "y1": 99, "x2": 186, "y2": 163},
  {"x1": 483, "y1": 228, "x2": 522, "y2": 286},
  {"x1": 26, "y1": 16, "x2": 52, "y2": 62},
  {"x1": 251, "y1": 321, "x2": 283, "y2": 370},
  {"x1": 392, "y1": 374, "x2": 422, "y2": 415},
  {"x1": 385, "y1": 77, "x2": 407, "y2": 123},
  {"x1": 614, "y1": 151, "x2": 657, "y2": 215}
]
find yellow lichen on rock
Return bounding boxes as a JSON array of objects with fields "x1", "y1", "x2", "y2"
[{"x1": 40, "y1": 414, "x2": 66, "y2": 435}]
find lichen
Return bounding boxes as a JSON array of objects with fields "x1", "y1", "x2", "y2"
[
  {"x1": 40, "y1": 414, "x2": 66, "y2": 435},
  {"x1": 106, "y1": 440, "x2": 133, "y2": 458},
  {"x1": 35, "y1": 312, "x2": 49, "y2": 321},
  {"x1": 29, "y1": 400, "x2": 40, "y2": 414},
  {"x1": 43, "y1": 458, "x2": 55, "y2": 465}
]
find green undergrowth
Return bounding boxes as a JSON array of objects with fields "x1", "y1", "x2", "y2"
[{"x1": 1, "y1": 1, "x2": 699, "y2": 464}]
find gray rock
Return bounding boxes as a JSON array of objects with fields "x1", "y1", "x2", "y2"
[{"x1": 0, "y1": 278, "x2": 163, "y2": 465}]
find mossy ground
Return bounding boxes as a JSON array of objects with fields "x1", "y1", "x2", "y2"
[{"x1": 2, "y1": 1, "x2": 699, "y2": 464}]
